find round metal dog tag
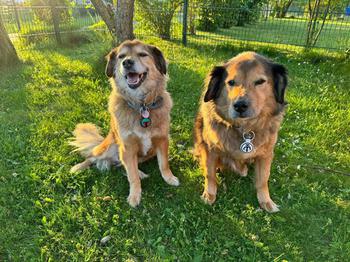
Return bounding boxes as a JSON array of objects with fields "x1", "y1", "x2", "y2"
[
  {"x1": 240, "y1": 141, "x2": 253, "y2": 153},
  {"x1": 240, "y1": 131, "x2": 255, "y2": 153}
]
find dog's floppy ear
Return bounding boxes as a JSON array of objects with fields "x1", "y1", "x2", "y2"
[
  {"x1": 105, "y1": 50, "x2": 117, "y2": 78},
  {"x1": 204, "y1": 66, "x2": 227, "y2": 102},
  {"x1": 148, "y1": 45, "x2": 167, "y2": 75},
  {"x1": 271, "y1": 63, "x2": 288, "y2": 104}
]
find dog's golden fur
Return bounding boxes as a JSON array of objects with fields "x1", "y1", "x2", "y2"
[
  {"x1": 70, "y1": 40, "x2": 179, "y2": 207},
  {"x1": 194, "y1": 52, "x2": 288, "y2": 212}
]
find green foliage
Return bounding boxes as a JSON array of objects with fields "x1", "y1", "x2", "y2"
[
  {"x1": 329, "y1": 0, "x2": 350, "y2": 13},
  {"x1": 196, "y1": 2, "x2": 218, "y2": 32},
  {"x1": 0, "y1": 38, "x2": 349, "y2": 260},
  {"x1": 135, "y1": 0, "x2": 183, "y2": 40},
  {"x1": 235, "y1": 0, "x2": 266, "y2": 26},
  {"x1": 197, "y1": 0, "x2": 266, "y2": 32}
]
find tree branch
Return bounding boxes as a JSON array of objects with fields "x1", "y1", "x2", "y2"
[{"x1": 312, "y1": 0, "x2": 331, "y2": 46}]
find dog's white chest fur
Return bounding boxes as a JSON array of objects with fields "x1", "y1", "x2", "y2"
[
  {"x1": 135, "y1": 130, "x2": 152, "y2": 155},
  {"x1": 121, "y1": 129, "x2": 153, "y2": 156}
]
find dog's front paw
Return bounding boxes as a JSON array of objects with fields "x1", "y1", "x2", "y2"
[
  {"x1": 127, "y1": 193, "x2": 141, "y2": 208},
  {"x1": 259, "y1": 200, "x2": 280, "y2": 213},
  {"x1": 164, "y1": 175, "x2": 180, "y2": 186},
  {"x1": 257, "y1": 194, "x2": 280, "y2": 213},
  {"x1": 162, "y1": 170, "x2": 180, "y2": 186},
  {"x1": 201, "y1": 191, "x2": 216, "y2": 205}
]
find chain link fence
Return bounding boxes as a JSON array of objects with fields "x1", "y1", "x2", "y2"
[
  {"x1": 1, "y1": 3, "x2": 108, "y2": 48},
  {"x1": 185, "y1": 3, "x2": 350, "y2": 51},
  {"x1": 1, "y1": 1, "x2": 349, "y2": 52}
]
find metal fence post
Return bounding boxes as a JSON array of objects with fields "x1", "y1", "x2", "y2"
[
  {"x1": 50, "y1": 0, "x2": 62, "y2": 45},
  {"x1": 11, "y1": 0, "x2": 21, "y2": 31},
  {"x1": 182, "y1": 0, "x2": 188, "y2": 46}
]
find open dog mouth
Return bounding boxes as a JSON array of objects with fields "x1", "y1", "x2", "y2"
[{"x1": 125, "y1": 72, "x2": 147, "y2": 89}]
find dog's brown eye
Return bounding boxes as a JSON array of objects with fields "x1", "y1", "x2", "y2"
[
  {"x1": 228, "y1": 79, "x2": 235, "y2": 86},
  {"x1": 118, "y1": 54, "x2": 126, "y2": 59},
  {"x1": 254, "y1": 79, "x2": 266, "y2": 86},
  {"x1": 138, "y1": 52, "x2": 148, "y2": 57}
]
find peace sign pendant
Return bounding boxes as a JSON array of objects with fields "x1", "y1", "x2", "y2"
[
  {"x1": 240, "y1": 141, "x2": 254, "y2": 153},
  {"x1": 240, "y1": 131, "x2": 255, "y2": 153}
]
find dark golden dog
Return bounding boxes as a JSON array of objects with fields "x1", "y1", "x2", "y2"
[
  {"x1": 70, "y1": 40, "x2": 179, "y2": 207},
  {"x1": 194, "y1": 52, "x2": 288, "y2": 212}
]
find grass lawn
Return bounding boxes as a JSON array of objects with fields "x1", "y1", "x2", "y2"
[
  {"x1": 0, "y1": 37, "x2": 349, "y2": 260},
  {"x1": 192, "y1": 18, "x2": 350, "y2": 51}
]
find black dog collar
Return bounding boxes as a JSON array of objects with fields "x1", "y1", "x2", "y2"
[{"x1": 127, "y1": 96, "x2": 164, "y2": 128}]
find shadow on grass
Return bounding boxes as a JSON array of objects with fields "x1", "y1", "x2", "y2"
[
  {"x1": 187, "y1": 35, "x2": 348, "y2": 63},
  {"x1": 0, "y1": 64, "x2": 41, "y2": 260}
]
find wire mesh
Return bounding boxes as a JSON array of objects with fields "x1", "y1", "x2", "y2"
[{"x1": 0, "y1": 1, "x2": 349, "y2": 52}]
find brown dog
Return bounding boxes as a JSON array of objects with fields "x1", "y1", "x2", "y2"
[
  {"x1": 69, "y1": 40, "x2": 179, "y2": 207},
  {"x1": 194, "y1": 52, "x2": 288, "y2": 213}
]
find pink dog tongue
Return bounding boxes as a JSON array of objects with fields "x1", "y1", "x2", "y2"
[{"x1": 127, "y1": 73, "x2": 139, "y2": 84}]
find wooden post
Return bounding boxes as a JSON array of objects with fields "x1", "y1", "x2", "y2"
[
  {"x1": 182, "y1": 0, "x2": 188, "y2": 46},
  {"x1": 50, "y1": 0, "x2": 61, "y2": 45},
  {"x1": 11, "y1": 0, "x2": 21, "y2": 31}
]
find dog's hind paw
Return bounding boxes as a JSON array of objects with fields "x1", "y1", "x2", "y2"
[
  {"x1": 70, "y1": 164, "x2": 81, "y2": 173},
  {"x1": 230, "y1": 162, "x2": 248, "y2": 177},
  {"x1": 70, "y1": 160, "x2": 91, "y2": 173},
  {"x1": 138, "y1": 170, "x2": 149, "y2": 179},
  {"x1": 238, "y1": 165, "x2": 248, "y2": 177}
]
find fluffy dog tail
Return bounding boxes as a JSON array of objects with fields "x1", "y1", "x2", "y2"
[{"x1": 69, "y1": 123, "x2": 120, "y2": 173}]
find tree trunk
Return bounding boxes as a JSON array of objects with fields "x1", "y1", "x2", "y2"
[
  {"x1": 274, "y1": 0, "x2": 294, "y2": 18},
  {"x1": 0, "y1": 16, "x2": 20, "y2": 69},
  {"x1": 311, "y1": 0, "x2": 331, "y2": 46},
  {"x1": 115, "y1": 0, "x2": 135, "y2": 44},
  {"x1": 90, "y1": 0, "x2": 135, "y2": 43},
  {"x1": 306, "y1": 0, "x2": 329, "y2": 47},
  {"x1": 280, "y1": 0, "x2": 293, "y2": 18},
  {"x1": 90, "y1": 0, "x2": 116, "y2": 35}
]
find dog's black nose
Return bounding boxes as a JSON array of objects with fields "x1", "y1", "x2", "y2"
[
  {"x1": 122, "y1": 59, "x2": 134, "y2": 69},
  {"x1": 233, "y1": 100, "x2": 249, "y2": 113}
]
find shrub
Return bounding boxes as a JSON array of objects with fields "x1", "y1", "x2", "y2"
[
  {"x1": 197, "y1": 0, "x2": 265, "y2": 32},
  {"x1": 196, "y1": 3, "x2": 218, "y2": 32},
  {"x1": 136, "y1": 0, "x2": 182, "y2": 40}
]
